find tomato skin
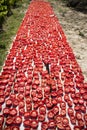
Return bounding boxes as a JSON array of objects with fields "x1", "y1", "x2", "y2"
[
  {"x1": 19, "y1": 101, "x2": 25, "y2": 108},
  {"x1": 52, "y1": 98, "x2": 58, "y2": 105},
  {"x1": 39, "y1": 105, "x2": 46, "y2": 114},
  {"x1": 0, "y1": 85, "x2": 5, "y2": 90},
  {"x1": 62, "y1": 117, "x2": 69, "y2": 127},
  {"x1": 74, "y1": 126, "x2": 80, "y2": 130},
  {"x1": 4, "y1": 126, "x2": 12, "y2": 130},
  {"x1": 53, "y1": 106, "x2": 59, "y2": 115},
  {"x1": 84, "y1": 114, "x2": 87, "y2": 122},
  {"x1": 10, "y1": 94, "x2": 16, "y2": 100},
  {"x1": 3, "y1": 108, "x2": 10, "y2": 117},
  {"x1": 60, "y1": 101, "x2": 66, "y2": 109},
  {"x1": 51, "y1": 91, "x2": 58, "y2": 98},
  {"x1": 24, "y1": 128, "x2": 31, "y2": 130},
  {"x1": 14, "y1": 116, "x2": 22, "y2": 126},
  {"x1": 56, "y1": 122, "x2": 64, "y2": 130},
  {"x1": 32, "y1": 96, "x2": 38, "y2": 102},
  {"x1": 19, "y1": 108, "x2": 25, "y2": 116},
  {"x1": 26, "y1": 97, "x2": 31, "y2": 104},
  {"x1": 80, "y1": 105, "x2": 86, "y2": 113},
  {"x1": 83, "y1": 93, "x2": 87, "y2": 101},
  {"x1": 6, "y1": 99, "x2": 12, "y2": 107},
  {"x1": 0, "y1": 115, "x2": 4, "y2": 125},
  {"x1": 30, "y1": 120, "x2": 38, "y2": 129},
  {"x1": 74, "y1": 105, "x2": 80, "y2": 111},
  {"x1": 11, "y1": 126, "x2": 20, "y2": 130},
  {"x1": 48, "y1": 120, "x2": 56, "y2": 129},
  {"x1": 76, "y1": 112, "x2": 82, "y2": 120},
  {"x1": 68, "y1": 108, "x2": 74, "y2": 116},
  {"x1": 30, "y1": 110, "x2": 38, "y2": 119},
  {"x1": 70, "y1": 116, "x2": 76, "y2": 125},
  {"x1": 23, "y1": 119, "x2": 31, "y2": 127},
  {"x1": 6, "y1": 116, "x2": 14, "y2": 126},
  {"x1": 17, "y1": 94, "x2": 24, "y2": 101},
  {"x1": 9, "y1": 108, "x2": 17, "y2": 116},
  {"x1": 46, "y1": 102, "x2": 53, "y2": 109},
  {"x1": 0, "y1": 90, "x2": 4, "y2": 96},
  {"x1": 47, "y1": 110, "x2": 54, "y2": 119},
  {"x1": 0, "y1": 97, "x2": 5, "y2": 105},
  {"x1": 67, "y1": 100, "x2": 72, "y2": 107},
  {"x1": 60, "y1": 109, "x2": 66, "y2": 116},
  {"x1": 78, "y1": 119, "x2": 85, "y2": 129},
  {"x1": 44, "y1": 86, "x2": 50, "y2": 94},
  {"x1": 24, "y1": 112, "x2": 30, "y2": 119},
  {"x1": 13, "y1": 99, "x2": 19, "y2": 107},
  {"x1": 0, "y1": 125, "x2": 3, "y2": 130},
  {"x1": 41, "y1": 122, "x2": 48, "y2": 130},
  {"x1": 33, "y1": 102, "x2": 39, "y2": 110},
  {"x1": 38, "y1": 114, "x2": 45, "y2": 122},
  {"x1": 0, "y1": 105, "x2": 2, "y2": 111},
  {"x1": 26, "y1": 103, "x2": 32, "y2": 111}
]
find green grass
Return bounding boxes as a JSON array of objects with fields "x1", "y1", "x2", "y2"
[{"x1": 0, "y1": 0, "x2": 30, "y2": 71}]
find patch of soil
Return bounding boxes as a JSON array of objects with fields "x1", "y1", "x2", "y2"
[{"x1": 47, "y1": 0, "x2": 87, "y2": 82}]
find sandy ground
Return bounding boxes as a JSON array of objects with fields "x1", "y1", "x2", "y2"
[{"x1": 47, "y1": 0, "x2": 87, "y2": 82}]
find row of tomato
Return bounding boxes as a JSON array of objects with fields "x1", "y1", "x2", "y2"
[{"x1": 0, "y1": 0, "x2": 87, "y2": 130}]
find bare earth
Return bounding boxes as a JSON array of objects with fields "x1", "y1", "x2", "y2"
[{"x1": 47, "y1": 0, "x2": 87, "y2": 82}]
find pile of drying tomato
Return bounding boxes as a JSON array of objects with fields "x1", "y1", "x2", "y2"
[{"x1": 0, "y1": 0, "x2": 87, "y2": 130}]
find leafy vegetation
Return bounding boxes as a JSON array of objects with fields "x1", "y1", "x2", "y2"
[
  {"x1": 0, "y1": 0, "x2": 25, "y2": 31},
  {"x1": 0, "y1": 1, "x2": 8, "y2": 30},
  {"x1": 0, "y1": 0, "x2": 30, "y2": 71}
]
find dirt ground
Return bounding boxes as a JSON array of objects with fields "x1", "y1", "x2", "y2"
[{"x1": 47, "y1": 0, "x2": 87, "y2": 82}]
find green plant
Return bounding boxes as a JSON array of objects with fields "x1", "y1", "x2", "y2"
[
  {"x1": 0, "y1": 1, "x2": 8, "y2": 31},
  {"x1": 9, "y1": 0, "x2": 18, "y2": 8},
  {"x1": 0, "y1": 0, "x2": 21, "y2": 31}
]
